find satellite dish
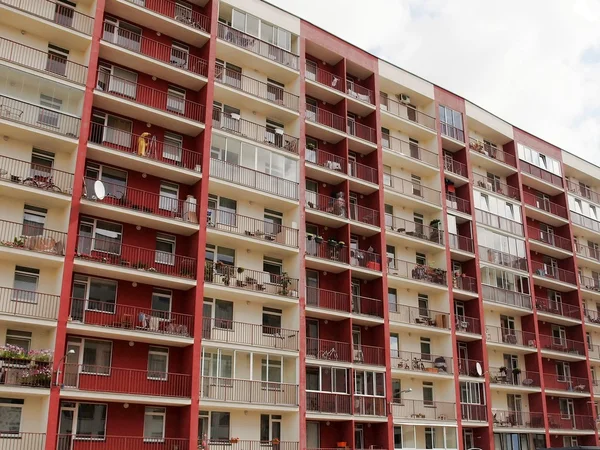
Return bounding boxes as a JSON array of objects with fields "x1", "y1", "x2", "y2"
[
  {"x1": 475, "y1": 362, "x2": 483, "y2": 376},
  {"x1": 94, "y1": 180, "x2": 106, "y2": 200}
]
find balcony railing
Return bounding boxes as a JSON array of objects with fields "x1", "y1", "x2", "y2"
[
  {"x1": 475, "y1": 209, "x2": 524, "y2": 236},
  {"x1": 520, "y1": 160, "x2": 563, "y2": 187},
  {"x1": 354, "y1": 396, "x2": 386, "y2": 416},
  {"x1": 446, "y1": 193, "x2": 470, "y2": 214},
  {"x1": 306, "y1": 391, "x2": 351, "y2": 414},
  {"x1": 485, "y1": 326, "x2": 536, "y2": 348},
  {"x1": 538, "y1": 334, "x2": 586, "y2": 355},
  {"x1": 489, "y1": 367, "x2": 540, "y2": 387},
  {"x1": 453, "y1": 274, "x2": 478, "y2": 293},
  {"x1": 385, "y1": 216, "x2": 443, "y2": 245},
  {"x1": 448, "y1": 233, "x2": 474, "y2": 253},
  {"x1": 0, "y1": 357, "x2": 52, "y2": 388},
  {"x1": 589, "y1": 343, "x2": 600, "y2": 360},
  {"x1": 535, "y1": 297, "x2": 580, "y2": 319},
  {"x1": 209, "y1": 158, "x2": 299, "y2": 200},
  {"x1": 96, "y1": 72, "x2": 205, "y2": 123},
  {"x1": 380, "y1": 96, "x2": 436, "y2": 131},
  {"x1": 391, "y1": 400, "x2": 456, "y2": 421},
  {"x1": 469, "y1": 138, "x2": 516, "y2": 167},
  {"x1": 306, "y1": 192, "x2": 346, "y2": 218},
  {"x1": 200, "y1": 377, "x2": 298, "y2": 406},
  {"x1": 62, "y1": 364, "x2": 191, "y2": 397},
  {"x1": 384, "y1": 175, "x2": 442, "y2": 206},
  {"x1": 0, "y1": 286, "x2": 59, "y2": 321},
  {"x1": 472, "y1": 173, "x2": 520, "y2": 200},
  {"x1": 306, "y1": 239, "x2": 349, "y2": 264},
  {"x1": 306, "y1": 147, "x2": 346, "y2": 173},
  {"x1": 567, "y1": 179, "x2": 600, "y2": 205},
  {"x1": 216, "y1": 64, "x2": 299, "y2": 111},
  {"x1": 493, "y1": 410, "x2": 545, "y2": 429},
  {"x1": 381, "y1": 133, "x2": 438, "y2": 167},
  {"x1": 581, "y1": 274, "x2": 600, "y2": 292},
  {"x1": 208, "y1": 209, "x2": 298, "y2": 247},
  {"x1": 305, "y1": 63, "x2": 343, "y2": 92},
  {"x1": 458, "y1": 358, "x2": 483, "y2": 377},
  {"x1": 0, "y1": 219, "x2": 66, "y2": 256},
  {"x1": 88, "y1": 123, "x2": 202, "y2": 172},
  {"x1": 388, "y1": 259, "x2": 447, "y2": 286},
  {"x1": 70, "y1": 298, "x2": 194, "y2": 338},
  {"x1": 351, "y1": 249, "x2": 382, "y2": 271},
  {"x1": 306, "y1": 337, "x2": 351, "y2": 362},
  {"x1": 455, "y1": 315, "x2": 481, "y2": 334},
  {"x1": 478, "y1": 246, "x2": 528, "y2": 271},
  {"x1": 349, "y1": 203, "x2": 380, "y2": 227},
  {"x1": 305, "y1": 104, "x2": 345, "y2": 133},
  {"x1": 523, "y1": 192, "x2": 567, "y2": 218},
  {"x1": 391, "y1": 350, "x2": 453, "y2": 375},
  {"x1": 347, "y1": 120, "x2": 376, "y2": 144},
  {"x1": 347, "y1": 83, "x2": 374, "y2": 105},
  {"x1": 388, "y1": 304, "x2": 450, "y2": 330},
  {"x1": 56, "y1": 436, "x2": 189, "y2": 450},
  {"x1": 0, "y1": 37, "x2": 87, "y2": 84},
  {"x1": 531, "y1": 261, "x2": 576, "y2": 285},
  {"x1": 123, "y1": 0, "x2": 210, "y2": 33},
  {"x1": 544, "y1": 373, "x2": 589, "y2": 392},
  {"x1": 352, "y1": 295, "x2": 383, "y2": 318},
  {"x1": 584, "y1": 308, "x2": 600, "y2": 325},
  {"x1": 353, "y1": 344, "x2": 385, "y2": 366},
  {"x1": 203, "y1": 318, "x2": 298, "y2": 351},
  {"x1": 1, "y1": 0, "x2": 94, "y2": 35},
  {"x1": 575, "y1": 242, "x2": 600, "y2": 262},
  {"x1": 440, "y1": 122, "x2": 464, "y2": 142},
  {"x1": 102, "y1": 23, "x2": 208, "y2": 77},
  {"x1": 482, "y1": 285, "x2": 532, "y2": 310},
  {"x1": 0, "y1": 154, "x2": 74, "y2": 195},
  {"x1": 306, "y1": 286, "x2": 349, "y2": 313},
  {"x1": 527, "y1": 226, "x2": 572, "y2": 251},
  {"x1": 0, "y1": 94, "x2": 80, "y2": 138},
  {"x1": 444, "y1": 157, "x2": 467, "y2": 178},
  {"x1": 75, "y1": 237, "x2": 196, "y2": 279},
  {"x1": 547, "y1": 414, "x2": 595, "y2": 430},
  {"x1": 204, "y1": 262, "x2": 299, "y2": 298},
  {"x1": 570, "y1": 211, "x2": 600, "y2": 233},
  {"x1": 348, "y1": 160, "x2": 378, "y2": 184},
  {"x1": 461, "y1": 404, "x2": 487, "y2": 422},
  {"x1": 208, "y1": 441, "x2": 298, "y2": 450},
  {"x1": 2, "y1": 433, "x2": 45, "y2": 449}
]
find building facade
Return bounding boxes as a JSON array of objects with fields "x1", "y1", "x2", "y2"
[{"x1": 0, "y1": 0, "x2": 598, "y2": 449}]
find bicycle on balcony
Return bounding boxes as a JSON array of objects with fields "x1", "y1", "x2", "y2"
[
  {"x1": 321, "y1": 347, "x2": 338, "y2": 360},
  {"x1": 22, "y1": 175, "x2": 62, "y2": 192}
]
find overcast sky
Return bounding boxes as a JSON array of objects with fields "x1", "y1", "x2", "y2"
[{"x1": 269, "y1": 0, "x2": 600, "y2": 164}]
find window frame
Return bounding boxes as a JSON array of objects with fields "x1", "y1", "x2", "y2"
[
  {"x1": 143, "y1": 406, "x2": 166, "y2": 443},
  {"x1": 147, "y1": 346, "x2": 169, "y2": 381}
]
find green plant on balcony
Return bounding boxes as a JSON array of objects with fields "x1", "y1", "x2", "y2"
[
  {"x1": 306, "y1": 142, "x2": 316, "y2": 150},
  {"x1": 314, "y1": 235, "x2": 323, "y2": 244}
]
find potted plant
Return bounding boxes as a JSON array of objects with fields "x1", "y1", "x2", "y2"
[
  {"x1": 230, "y1": 437, "x2": 240, "y2": 444},
  {"x1": 337, "y1": 241, "x2": 346, "y2": 248},
  {"x1": 272, "y1": 438, "x2": 280, "y2": 445},
  {"x1": 306, "y1": 142, "x2": 316, "y2": 150},
  {"x1": 327, "y1": 239, "x2": 338, "y2": 247},
  {"x1": 499, "y1": 366, "x2": 508, "y2": 375},
  {"x1": 315, "y1": 235, "x2": 324, "y2": 244},
  {"x1": 237, "y1": 267, "x2": 245, "y2": 275},
  {"x1": 336, "y1": 442, "x2": 347, "y2": 448},
  {"x1": 512, "y1": 367, "x2": 521, "y2": 376},
  {"x1": 307, "y1": 233, "x2": 314, "y2": 241}
]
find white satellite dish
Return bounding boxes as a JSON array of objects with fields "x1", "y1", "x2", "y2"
[
  {"x1": 475, "y1": 362, "x2": 483, "y2": 376},
  {"x1": 94, "y1": 180, "x2": 106, "y2": 200}
]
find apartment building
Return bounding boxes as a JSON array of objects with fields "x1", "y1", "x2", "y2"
[{"x1": 0, "y1": 0, "x2": 597, "y2": 449}]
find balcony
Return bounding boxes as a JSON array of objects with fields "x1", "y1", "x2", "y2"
[
  {"x1": 388, "y1": 259, "x2": 447, "y2": 288},
  {"x1": 538, "y1": 334, "x2": 586, "y2": 357},
  {"x1": 492, "y1": 410, "x2": 545, "y2": 429},
  {"x1": 307, "y1": 337, "x2": 351, "y2": 362},
  {"x1": 347, "y1": 121, "x2": 377, "y2": 148},
  {"x1": 455, "y1": 315, "x2": 481, "y2": 335},
  {"x1": 348, "y1": 160, "x2": 378, "y2": 186},
  {"x1": 452, "y1": 274, "x2": 478, "y2": 296},
  {"x1": 457, "y1": 358, "x2": 482, "y2": 377},
  {"x1": 0, "y1": 219, "x2": 66, "y2": 263},
  {"x1": 475, "y1": 209, "x2": 524, "y2": 236},
  {"x1": 1, "y1": 433, "x2": 45, "y2": 449},
  {"x1": 478, "y1": 246, "x2": 528, "y2": 271},
  {"x1": 391, "y1": 400, "x2": 456, "y2": 421},
  {"x1": 0, "y1": 286, "x2": 59, "y2": 322},
  {"x1": 544, "y1": 374, "x2": 589, "y2": 393},
  {"x1": 444, "y1": 157, "x2": 468, "y2": 181},
  {"x1": 547, "y1": 414, "x2": 595, "y2": 431},
  {"x1": 446, "y1": 193, "x2": 470, "y2": 215},
  {"x1": 94, "y1": 72, "x2": 205, "y2": 135},
  {"x1": 200, "y1": 377, "x2": 298, "y2": 407},
  {"x1": 209, "y1": 158, "x2": 299, "y2": 202},
  {"x1": 385, "y1": 216, "x2": 444, "y2": 248},
  {"x1": 567, "y1": 179, "x2": 600, "y2": 205},
  {"x1": 305, "y1": 104, "x2": 346, "y2": 142},
  {"x1": 531, "y1": 261, "x2": 577, "y2": 288},
  {"x1": 489, "y1": 367, "x2": 540, "y2": 388},
  {"x1": 571, "y1": 211, "x2": 600, "y2": 236},
  {"x1": 306, "y1": 391, "x2": 351, "y2": 415},
  {"x1": 352, "y1": 295, "x2": 384, "y2": 319},
  {"x1": 461, "y1": 404, "x2": 487, "y2": 422},
  {"x1": 203, "y1": 318, "x2": 298, "y2": 352},
  {"x1": 354, "y1": 396, "x2": 386, "y2": 416},
  {"x1": 69, "y1": 298, "x2": 194, "y2": 343},
  {"x1": 0, "y1": 357, "x2": 52, "y2": 389},
  {"x1": 523, "y1": 192, "x2": 568, "y2": 225},
  {"x1": 382, "y1": 134, "x2": 439, "y2": 169},
  {"x1": 87, "y1": 123, "x2": 202, "y2": 183},
  {"x1": 440, "y1": 122, "x2": 465, "y2": 146},
  {"x1": 204, "y1": 262, "x2": 299, "y2": 299},
  {"x1": 391, "y1": 350, "x2": 453, "y2": 376},
  {"x1": 305, "y1": 148, "x2": 346, "y2": 181},
  {"x1": 347, "y1": 83, "x2": 374, "y2": 106},
  {"x1": 353, "y1": 344, "x2": 385, "y2": 366},
  {"x1": 380, "y1": 95, "x2": 437, "y2": 138},
  {"x1": 575, "y1": 242, "x2": 600, "y2": 265},
  {"x1": 482, "y1": 285, "x2": 532, "y2": 311},
  {"x1": 579, "y1": 274, "x2": 600, "y2": 294},
  {"x1": 384, "y1": 174, "x2": 442, "y2": 209},
  {"x1": 584, "y1": 308, "x2": 600, "y2": 327},
  {"x1": 448, "y1": 233, "x2": 474, "y2": 254},
  {"x1": 485, "y1": 326, "x2": 536, "y2": 350},
  {"x1": 527, "y1": 226, "x2": 572, "y2": 254},
  {"x1": 469, "y1": 138, "x2": 517, "y2": 170},
  {"x1": 388, "y1": 305, "x2": 450, "y2": 332},
  {"x1": 472, "y1": 173, "x2": 520, "y2": 201},
  {"x1": 56, "y1": 436, "x2": 189, "y2": 450},
  {"x1": 0, "y1": 36, "x2": 87, "y2": 85},
  {"x1": 62, "y1": 363, "x2": 191, "y2": 400},
  {"x1": 306, "y1": 287, "x2": 350, "y2": 313},
  {"x1": 520, "y1": 160, "x2": 564, "y2": 191},
  {"x1": 306, "y1": 240, "x2": 382, "y2": 273},
  {"x1": 305, "y1": 63, "x2": 343, "y2": 95},
  {"x1": 535, "y1": 297, "x2": 581, "y2": 321}
]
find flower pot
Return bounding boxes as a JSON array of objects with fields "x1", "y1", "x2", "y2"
[{"x1": 337, "y1": 442, "x2": 347, "y2": 448}]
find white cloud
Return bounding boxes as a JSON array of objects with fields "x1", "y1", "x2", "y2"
[{"x1": 268, "y1": 0, "x2": 600, "y2": 164}]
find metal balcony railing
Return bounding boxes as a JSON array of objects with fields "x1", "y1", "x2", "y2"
[
  {"x1": 444, "y1": 157, "x2": 467, "y2": 178},
  {"x1": 380, "y1": 95, "x2": 436, "y2": 131},
  {"x1": 492, "y1": 410, "x2": 545, "y2": 429},
  {"x1": 478, "y1": 246, "x2": 528, "y2": 271},
  {"x1": 354, "y1": 396, "x2": 386, "y2": 416},
  {"x1": 481, "y1": 285, "x2": 532, "y2": 310},
  {"x1": 570, "y1": 211, "x2": 600, "y2": 233},
  {"x1": 475, "y1": 209, "x2": 524, "y2": 236},
  {"x1": 457, "y1": 358, "x2": 483, "y2": 377},
  {"x1": 347, "y1": 82, "x2": 374, "y2": 105},
  {"x1": 305, "y1": 63, "x2": 343, "y2": 92},
  {"x1": 353, "y1": 344, "x2": 385, "y2": 366},
  {"x1": 446, "y1": 192, "x2": 470, "y2": 214},
  {"x1": 306, "y1": 147, "x2": 346, "y2": 173},
  {"x1": 531, "y1": 261, "x2": 576, "y2": 285},
  {"x1": 384, "y1": 174, "x2": 442, "y2": 206},
  {"x1": 2, "y1": 433, "x2": 45, "y2": 449},
  {"x1": 202, "y1": 318, "x2": 298, "y2": 351},
  {"x1": 1, "y1": 0, "x2": 94, "y2": 35},
  {"x1": 535, "y1": 297, "x2": 580, "y2": 319},
  {"x1": 527, "y1": 226, "x2": 572, "y2": 251},
  {"x1": 347, "y1": 119, "x2": 376, "y2": 143},
  {"x1": 123, "y1": 0, "x2": 210, "y2": 32},
  {"x1": 381, "y1": 133, "x2": 438, "y2": 167},
  {"x1": 453, "y1": 274, "x2": 478, "y2": 293},
  {"x1": 352, "y1": 295, "x2": 383, "y2": 318},
  {"x1": 306, "y1": 239, "x2": 349, "y2": 264},
  {"x1": 523, "y1": 192, "x2": 568, "y2": 218},
  {"x1": 388, "y1": 304, "x2": 450, "y2": 330},
  {"x1": 455, "y1": 315, "x2": 481, "y2": 334},
  {"x1": 440, "y1": 122, "x2": 464, "y2": 142},
  {"x1": 485, "y1": 326, "x2": 536, "y2": 348},
  {"x1": 391, "y1": 400, "x2": 456, "y2": 421},
  {"x1": 520, "y1": 160, "x2": 563, "y2": 187},
  {"x1": 461, "y1": 404, "x2": 487, "y2": 422},
  {"x1": 385, "y1": 216, "x2": 443, "y2": 245},
  {"x1": 305, "y1": 286, "x2": 350, "y2": 313},
  {"x1": 305, "y1": 104, "x2": 345, "y2": 133},
  {"x1": 306, "y1": 391, "x2": 351, "y2": 414},
  {"x1": 306, "y1": 337, "x2": 351, "y2": 362},
  {"x1": 575, "y1": 242, "x2": 600, "y2": 261},
  {"x1": 391, "y1": 350, "x2": 453, "y2": 375},
  {"x1": 351, "y1": 249, "x2": 382, "y2": 271},
  {"x1": 70, "y1": 298, "x2": 193, "y2": 338},
  {"x1": 469, "y1": 138, "x2": 516, "y2": 167},
  {"x1": 0, "y1": 219, "x2": 66, "y2": 257},
  {"x1": 0, "y1": 154, "x2": 73, "y2": 195},
  {"x1": 348, "y1": 159, "x2": 378, "y2": 184},
  {"x1": 349, "y1": 203, "x2": 380, "y2": 227},
  {"x1": 0, "y1": 357, "x2": 52, "y2": 388},
  {"x1": 584, "y1": 308, "x2": 600, "y2": 325},
  {"x1": 56, "y1": 435, "x2": 190, "y2": 449},
  {"x1": 306, "y1": 192, "x2": 347, "y2": 218},
  {"x1": 472, "y1": 173, "x2": 520, "y2": 200},
  {"x1": 208, "y1": 441, "x2": 298, "y2": 450},
  {"x1": 488, "y1": 367, "x2": 540, "y2": 387},
  {"x1": 0, "y1": 286, "x2": 59, "y2": 321},
  {"x1": 388, "y1": 259, "x2": 447, "y2": 286},
  {"x1": 547, "y1": 414, "x2": 595, "y2": 430},
  {"x1": 200, "y1": 377, "x2": 298, "y2": 406},
  {"x1": 543, "y1": 373, "x2": 589, "y2": 392},
  {"x1": 448, "y1": 233, "x2": 474, "y2": 253},
  {"x1": 567, "y1": 179, "x2": 600, "y2": 205},
  {"x1": 538, "y1": 334, "x2": 586, "y2": 355}
]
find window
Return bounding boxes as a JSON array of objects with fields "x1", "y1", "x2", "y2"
[
  {"x1": 31, "y1": 148, "x2": 54, "y2": 179},
  {"x1": 264, "y1": 209, "x2": 283, "y2": 237},
  {"x1": 155, "y1": 233, "x2": 176, "y2": 266},
  {"x1": 82, "y1": 339, "x2": 112, "y2": 374},
  {"x1": 76, "y1": 403, "x2": 107, "y2": 438},
  {"x1": 208, "y1": 194, "x2": 237, "y2": 227},
  {"x1": 265, "y1": 119, "x2": 285, "y2": 148},
  {"x1": 416, "y1": 252, "x2": 427, "y2": 266},
  {"x1": 38, "y1": 94, "x2": 62, "y2": 127},
  {"x1": 556, "y1": 361, "x2": 571, "y2": 382},
  {"x1": 262, "y1": 307, "x2": 282, "y2": 334},
  {"x1": 263, "y1": 256, "x2": 283, "y2": 283},
  {"x1": 79, "y1": 217, "x2": 123, "y2": 255},
  {"x1": 12, "y1": 266, "x2": 39, "y2": 303},
  {"x1": 210, "y1": 411, "x2": 230, "y2": 440},
  {"x1": 151, "y1": 289, "x2": 172, "y2": 319},
  {"x1": 559, "y1": 398, "x2": 573, "y2": 418},
  {"x1": 5, "y1": 330, "x2": 32, "y2": 352},
  {"x1": 71, "y1": 275, "x2": 118, "y2": 314},
  {"x1": 167, "y1": 86, "x2": 186, "y2": 114},
  {"x1": 390, "y1": 334, "x2": 399, "y2": 357},
  {"x1": 159, "y1": 182, "x2": 180, "y2": 213},
  {"x1": 517, "y1": 143, "x2": 561, "y2": 176},
  {"x1": 171, "y1": 41, "x2": 189, "y2": 69},
  {"x1": 202, "y1": 352, "x2": 232, "y2": 379},
  {"x1": 411, "y1": 174, "x2": 422, "y2": 196},
  {"x1": 564, "y1": 436, "x2": 578, "y2": 447},
  {"x1": 552, "y1": 325, "x2": 566, "y2": 346},
  {"x1": 388, "y1": 288, "x2": 397, "y2": 312},
  {"x1": 90, "y1": 112, "x2": 133, "y2": 147},
  {"x1": 47, "y1": 43, "x2": 69, "y2": 76},
  {"x1": 148, "y1": 347, "x2": 168, "y2": 380},
  {"x1": 439, "y1": 105, "x2": 464, "y2": 141},
  {"x1": 423, "y1": 382, "x2": 434, "y2": 406},
  {"x1": 231, "y1": 9, "x2": 292, "y2": 51},
  {"x1": 144, "y1": 407, "x2": 166, "y2": 442},
  {"x1": 0, "y1": 398, "x2": 23, "y2": 434},
  {"x1": 163, "y1": 132, "x2": 183, "y2": 163},
  {"x1": 205, "y1": 244, "x2": 236, "y2": 267},
  {"x1": 261, "y1": 358, "x2": 282, "y2": 383},
  {"x1": 260, "y1": 414, "x2": 282, "y2": 442},
  {"x1": 214, "y1": 299, "x2": 233, "y2": 329},
  {"x1": 383, "y1": 165, "x2": 392, "y2": 186},
  {"x1": 418, "y1": 294, "x2": 429, "y2": 317},
  {"x1": 420, "y1": 337, "x2": 431, "y2": 360},
  {"x1": 425, "y1": 427, "x2": 436, "y2": 450}
]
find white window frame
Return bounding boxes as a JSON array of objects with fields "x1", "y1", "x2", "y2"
[
  {"x1": 163, "y1": 132, "x2": 183, "y2": 163},
  {"x1": 167, "y1": 86, "x2": 186, "y2": 114},
  {"x1": 0, "y1": 398, "x2": 24, "y2": 435},
  {"x1": 5, "y1": 329, "x2": 32, "y2": 352},
  {"x1": 72, "y1": 274, "x2": 119, "y2": 314},
  {"x1": 159, "y1": 181, "x2": 180, "y2": 213},
  {"x1": 12, "y1": 266, "x2": 39, "y2": 303},
  {"x1": 151, "y1": 288, "x2": 172, "y2": 320},
  {"x1": 143, "y1": 407, "x2": 166, "y2": 443},
  {"x1": 79, "y1": 216, "x2": 123, "y2": 256},
  {"x1": 77, "y1": 338, "x2": 113, "y2": 376},
  {"x1": 155, "y1": 233, "x2": 176, "y2": 266},
  {"x1": 147, "y1": 346, "x2": 169, "y2": 381}
]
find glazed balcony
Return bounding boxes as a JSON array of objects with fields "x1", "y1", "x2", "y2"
[
  {"x1": 0, "y1": 219, "x2": 66, "y2": 259},
  {"x1": 215, "y1": 64, "x2": 300, "y2": 112},
  {"x1": 492, "y1": 410, "x2": 545, "y2": 429},
  {"x1": 62, "y1": 363, "x2": 191, "y2": 398},
  {"x1": 469, "y1": 138, "x2": 517, "y2": 168},
  {"x1": 391, "y1": 350, "x2": 453, "y2": 375},
  {"x1": 485, "y1": 326, "x2": 536, "y2": 348},
  {"x1": 388, "y1": 304, "x2": 450, "y2": 331},
  {"x1": 347, "y1": 120, "x2": 376, "y2": 144},
  {"x1": 391, "y1": 400, "x2": 456, "y2": 421},
  {"x1": 544, "y1": 373, "x2": 589, "y2": 392},
  {"x1": 457, "y1": 358, "x2": 482, "y2": 377},
  {"x1": 520, "y1": 160, "x2": 563, "y2": 188},
  {"x1": 446, "y1": 193, "x2": 470, "y2": 215},
  {"x1": 482, "y1": 285, "x2": 532, "y2": 310},
  {"x1": 0, "y1": 0, "x2": 94, "y2": 35},
  {"x1": 571, "y1": 211, "x2": 600, "y2": 234},
  {"x1": 535, "y1": 297, "x2": 580, "y2": 320},
  {"x1": 347, "y1": 83, "x2": 374, "y2": 105},
  {"x1": 538, "y1": 334, "x2": 586, "y2": 356},
  {"x1": 217, "y1": 23, "x2": 299, "y2": 71},
  {"x1": 523, "y1": 192, "x2": 568, "y2": 220},
  {"x1": 478, "y1": 246, "x2": 528, "y2": 271},
  {"x1": 351, "y1": 295, "x2": 384, "y2": 318},
  {"x1": 353, "y1": 344, "x2": 385, "y2": 366},
  {"x1": 547, "y1": 414, "x2": 595, "y2": 430},
  {"x1": 380, "y1": 95, "x2": 436, "y2": 132},
  {"x1": 489, "y1": 367, "x2": 540, "y2": 387},
  {"x1": 382, "y1": 134, "x2": 439, "y2": 168},
  {"x1": 354, "y1": 396, "x2": 386, "y2": 416},
  {"x1": 208, "y1": 209, "x2": 299, "y2": 247},
  {"x1": 388, "y1": 259, "x2": 447, "y2": 286},
  {"x1": 306, "y1": 337, "x2": 351, "y2": 362},
  {"x1": 448, "y1": 233, "x2": 474, "y2": 253},
  {"x1": 305, "y1": 63, "x2": 343, "y2": 93},
  {"x1": 472, "y1": 173, "x2": 520, "y2": 200},
  {"x1": 305, "y1": 286, "x2": 350, "y2": 313},
  {"x1": 455, "y1": 315, "x2": 481, "y2": 334},
  {"x1": 0, "y1": 154, "x2": 74, "y2": 196},
  {"x1": 203, "y1": 262, "x2": 299, "y2": 298},
  {"x1": 200, "y1": 377, "x2": 298, "y2": 407},
  {"x1": 202, "y1": 318, "x2": 298, "y2": 351},
  {"x1": 531, "y1": 261, "x2": 577, "y2": 285},
  {"x1": 305, "y1": 104, "x2": 345, "y2": 134},
  {"x1": 0, "y1": 357, "x2": 52, "y2": 388},
  {"x1": 453, "y1": 274, "x2": 478, "y2": 293},
  {"x1": 306, "y1": 391, "x2": 351, "y2": 415},
  {"x1": 589, "y1": 343, "x2": 600, "y2": 360},
  {"x1": 384, "y1": 174, "x2": 442, "y2": 207},
  {"x1": 348, "y1": 160, "x2": 378, "y2": 184},
  {"x1": 69, "y1": 298, "x2": 194, "y2": 339},
  {"x1": 567, "y1": 179, "x2": 600, "y2": 205},
  {"x1": 461, "y1": 404, "x2": 487, "y2": 422},
  {"x1": 0, "y1": 286, "x2": 59, "y2": 321},
  {"x1": 126, "y1": 0, "x2": 210, "y2": 34},
  {"x1": 527, "y1": 226, "x2": 572, "y2": 252},
  {"x1": 209, "y1": 158, "x2": 299, "y2": 200},
  {"x1": 440, "y1": 122, "x2": 464, "y2": 143},
  {"x1": 575, "y1": 242, "x2": 600, "y2": 262},
  {"x1": 0, "y1": 37, "x2": 87, "y2": 85},
  {"x1": 56, "y1": 436, "x2": 188, "y2": 450},
  {"x1": 385, "y1": 216, "x2": 444, "y2": 246},
  {"x1": 475, "y1": 209, "x2": 524, "y2": 236},
  {"x1": 444, "y1": 157, "x2": 468, "y2": 179}
]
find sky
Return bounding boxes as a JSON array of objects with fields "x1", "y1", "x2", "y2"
[{"x1": 268, "y1": 0, "x2": 600, "y2": 165}]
